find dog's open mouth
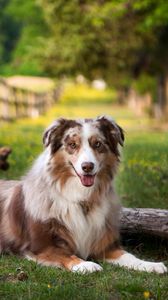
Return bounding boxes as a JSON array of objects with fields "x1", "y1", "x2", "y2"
[
  {"x1": 70, "y1": 162, "x2": 95, "y2": 187},
  {"x1": 79, "y1": 174, "x2": 95, "y2": 187}
]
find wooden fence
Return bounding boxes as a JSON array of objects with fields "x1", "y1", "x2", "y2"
[{"x1": 0, "y1": 78, "x2": 63, "y2": 121}]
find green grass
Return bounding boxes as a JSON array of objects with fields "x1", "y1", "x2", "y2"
[
  {"x1": 1, "y1": 257, "x2": 168, "y2": 300},
  {"x1": 116, "y1": 131, "x2": 168, "y2": 209},
  {"x1": 0, "y1": 82, "x2": 168, "y2": 299}
]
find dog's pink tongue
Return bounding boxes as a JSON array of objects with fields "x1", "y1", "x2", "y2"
[{"x1": 80, "y1": 175, "x2": 95, "y2": 187}]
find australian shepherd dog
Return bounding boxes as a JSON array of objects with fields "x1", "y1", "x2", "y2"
[{"x1": 0, "y1": 116, "x2": 167, "y2": 274}]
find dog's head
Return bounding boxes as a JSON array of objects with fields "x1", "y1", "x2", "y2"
[{"x1": 43, "y1": 116, "x2": 124, "y2": 187}]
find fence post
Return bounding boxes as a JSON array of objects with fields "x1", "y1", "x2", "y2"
[{"x1": 0, "y1": 78, "x2": 63, "y2": 121}]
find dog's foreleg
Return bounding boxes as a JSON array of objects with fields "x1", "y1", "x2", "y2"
[
  {"x1": 104, "y1": 249, "x2": 167, "y2": 273},
  {"x1": 25, "y1": 247, "x2": 102, "y2": 273}
]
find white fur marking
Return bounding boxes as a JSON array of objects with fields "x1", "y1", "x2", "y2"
[
  {"x1": 73, "y1": 123, "x2": 100, "y2": 176},
  {"x1": 71, "y1": 261, "x2": 103, "y2": 273},
  {"x1": 107, "y1": 252, "x2": 167, "y2": 273}
]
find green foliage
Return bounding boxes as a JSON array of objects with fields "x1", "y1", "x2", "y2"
[
  {"x1": 132, "y1": 74, "x2": 156, "y2": 96},
  {"x1": 39, "y1": 0, "x2": 144, "y2": 84},
  {"x1": 132, "y1": 74, "x2": 157, "y2": 104},
  {"x1": 0, "y1": 0, "x2": 20, "y2": 66},
  {"x1": 0, "y1": 0, "x2": 48, "y2": 76},
  {"x1": 133, "y1": 0, "x2": 168, "y2": 29},
  {"x1": 37, "y1": 0, "x2": 168, "y2": 84}
]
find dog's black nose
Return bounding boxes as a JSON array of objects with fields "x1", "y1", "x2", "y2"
[{"x1": 82, "y1": 162, "x2": 94, "y2": 173}]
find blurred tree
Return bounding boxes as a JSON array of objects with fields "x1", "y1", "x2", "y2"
[
  {"x1": 39, "y1": 0, "x2": 143, "y2": 84},
  {"x1": 132, "y1": 0, "x2": 168, "y2": 115},
  {"x1": 1, "y1": 0, "x2": 168, "y2": 115},
  {"x1": 0, "y1": 0, "x2": 48, "y2": 75},
  {"x1": 0, "y1": 0, "x2": 20, "y2": 66},
  {"x1": 39, "y1": 0, "x2": 168, "y2": 114}
]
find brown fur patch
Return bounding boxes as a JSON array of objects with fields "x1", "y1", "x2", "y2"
[
  {"x1": 64, "y1": 134, "x2": 81, "y2": 155},
  {"x1": 97, "y1": 117, "x2": 124, "y2": 157},
  {"x1": 0, "y1": 184, "x2": 28, "y2": 253},
  {"x1": 49, "y1": 151, "x2": 74, "y2": 188},
  {"x1": 28, "y1": 217, "x2": 76, "y2": 255},
  {"x1": 43, "y1": 119, "x2": 81, "y2": 154},
  {"x1": 103, "y1": 248, "x2": 125, "y2": 260},
  {"x1": 89, "y1": 135, "x2": 107, "y2": 154},
  {"x1": 8, "y1": 185, "x2": 26, "y2": 241},
  {"x1": 28, "y1": 249, "x2": 83, "y2": 270},
  {"x1": 97, "y1": 153, "x2": 118, "y2": 188}
]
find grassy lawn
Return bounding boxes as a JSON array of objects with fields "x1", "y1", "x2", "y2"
[{"x1": 0, "y1": 82, "x2": 168, "y2": 299}]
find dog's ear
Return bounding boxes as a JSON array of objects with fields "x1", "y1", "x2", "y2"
[
  {"x1": 96, "y1": 115, "x2": 124, "y2": 156},
  {"x1": 43, "y1": 118, "x2": 81, "y2": 153},
  {"x1": 43, "y1": 118, "x2": 68, "y2": 153}
]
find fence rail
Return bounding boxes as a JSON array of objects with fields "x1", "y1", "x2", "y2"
[{"x1": 0, "y1": 78, "x2": 63, "y2": 121}]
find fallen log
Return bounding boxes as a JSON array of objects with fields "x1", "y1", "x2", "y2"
[{"x1": 121, "y1": 207, "x2": 168, "y2": 239}]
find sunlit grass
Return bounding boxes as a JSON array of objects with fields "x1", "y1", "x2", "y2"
[{"x1": 60, "y1": 81, "x2": 117, "y2": 105}]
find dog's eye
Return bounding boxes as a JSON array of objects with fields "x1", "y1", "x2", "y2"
[
  {"x1": 94, "y1": 141, "x2": 102, "y2": 148},
  {"x1": 69, "y1": 142, "x2": 77, "y2": 149}
]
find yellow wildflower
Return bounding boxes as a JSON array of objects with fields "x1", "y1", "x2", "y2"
[{"x1": 143, "y1": 291, "x2": 150, "y2": 298}]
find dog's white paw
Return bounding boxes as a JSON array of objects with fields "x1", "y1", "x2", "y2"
[
  {"x1": 71, "y1": 261, "x2": 103, "y2": 274},
  {"x1": 107, "y1": 252, "x2": 167, "y2": 274},
  {"x1": 138, "y1": 262, "x2": 167, "y2": 274}
]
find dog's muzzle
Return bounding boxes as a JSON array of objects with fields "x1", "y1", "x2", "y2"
[{"x1": 71, "y1": 161, "x2": 96, "y2": 187}]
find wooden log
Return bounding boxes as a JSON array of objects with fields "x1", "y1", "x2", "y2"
[{"x1": 121, "y1": 207, "x2": 168, "y2": 239}]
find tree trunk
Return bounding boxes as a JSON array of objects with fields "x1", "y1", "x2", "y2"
[
  {"x1": 154, "y1": 74, "x2": 167, "y2": 118},
  {"x1": 121, "y1": 208, "x2": 168, "y2": 239}
]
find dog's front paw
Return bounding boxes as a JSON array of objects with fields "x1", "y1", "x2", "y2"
[
  {"x1": 71, "y1": 261, "x2": 103, "y2": 274},
  {"x1": 142, "y1": 262, "x2": 167, "y2": 274},
  {"x1": 108, "y1": 252, "x2": 167, "y2": 274}
]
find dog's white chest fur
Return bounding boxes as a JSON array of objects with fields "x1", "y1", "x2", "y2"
[
  {"x1": 48, "y1": 185, "x2": 110, "y2": 259},
  {"x1": 23, "y1": 168, "x2": 110, "y2": 259},
  {"x1": 62, "y1": 200, "x2": 109, "y2": 259},
  {"x1": 51, "y1": 179, "x2": 111, "y2": 259}
]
